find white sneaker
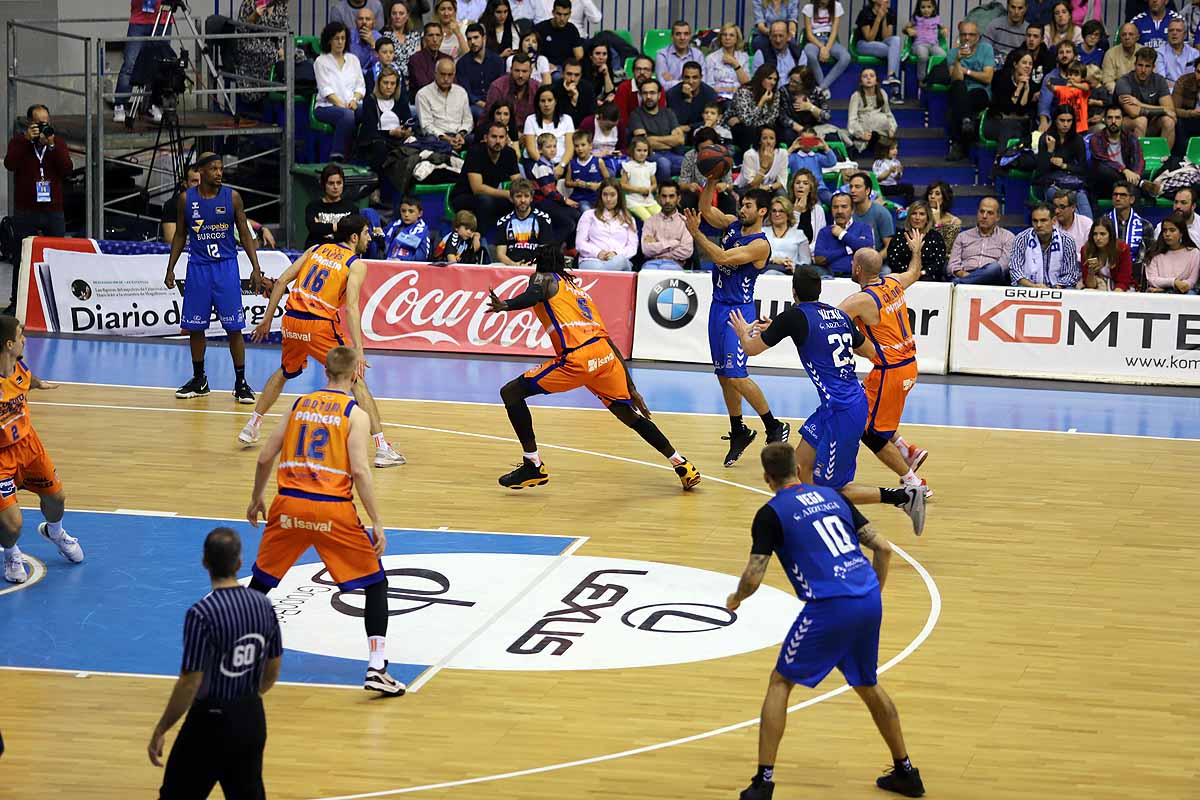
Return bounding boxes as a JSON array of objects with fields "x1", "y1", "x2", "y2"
[
  {"x1": 364, "y1": 662, "x2": 406, "y2": 696},
  {"x1": 39, "y1": 523, "x2": 83, "y2": 563},
  {"x1": 374, "y1": 445, "x2": 406, "y2": 468},
  {"x1": 3, "y1": 550, "x2": 28, "y2": 583},
  {"x1": 238, "y1": 422, "x2": 260, "y2": 446},
  {"x1": 113, "y1": 105, "x2": 127, "y2": 123},
  {"x1": 149, "y1": 105, "x2": 163, "y2": 122}
]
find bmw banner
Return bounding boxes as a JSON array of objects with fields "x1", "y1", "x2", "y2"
[{"x1": 632, "y1": 271, "x2": 951, "y2": 374}]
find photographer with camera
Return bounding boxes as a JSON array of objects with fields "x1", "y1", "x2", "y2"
[
  {"x1": 3, "y1": 104, "x2": 73, "y2": 314},
  {"x1": 114, "y1": 0, "x2": 171, "y2": 123}
]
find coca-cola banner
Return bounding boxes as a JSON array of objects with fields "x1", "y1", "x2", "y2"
[{"x1": 357, "y1": 261, "x2": 637, "y2": 356}]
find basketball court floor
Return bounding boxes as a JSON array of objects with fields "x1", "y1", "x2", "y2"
[{"x1": 1, "y1": 335, "x2": 1197, "y2": 799}]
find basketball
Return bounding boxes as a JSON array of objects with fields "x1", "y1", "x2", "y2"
[{"x1": 697, "y1": 144, "x2": 733, "y2": 181}]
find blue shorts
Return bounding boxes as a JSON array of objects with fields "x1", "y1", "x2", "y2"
[
  {"x1": 776, "y1": 590, "x2": 882, "y2": 688},
  {"x1": 801, "y1": 397, "x2": 868, "y2": 489},
  {"x1": 709, "y1": 300, "x2": 754, "y2": 378},
  {"x1": 181, "y1": 258, "x2": 245, "y2": 332}
]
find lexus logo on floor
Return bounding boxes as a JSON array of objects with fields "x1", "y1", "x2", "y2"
[
  {"x1": 648, "y1": 278, "x2": 699, "y2": 329},
  {"x1": 621, "y1": 603, "x2": 737, "y2": 633}
]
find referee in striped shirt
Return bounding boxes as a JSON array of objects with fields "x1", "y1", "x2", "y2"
[{"x1": 148, "y1": 527, "x2": 282, "y2": 799}]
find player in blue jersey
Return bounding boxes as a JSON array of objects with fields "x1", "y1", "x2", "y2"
[
  {"x1": 729, "y1": 266, "x2": 926, "y2": 535},
  {"x1": 727, "y1": 443, "x2": 926, "y2": 799},
  {"x1": 164, "y1": 153, "x2": 264, "y2": 404},
  {"x1": 683, "y1": 178, "x2": 789, "y2": 468}
]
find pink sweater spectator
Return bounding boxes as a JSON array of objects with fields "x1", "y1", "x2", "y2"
[
  {"x1": 1146, "y1": 247, "x2": 1200, "y2": 292},
  {"x1": 641, "y1": 209, "x2": 694, "y2": 263},
  {"x1": 575, "y1": 209, "x2": 639, "y2": 259},
  {"x1": 1071, "y1": 0, "x2": 1102, "y2": 26}
]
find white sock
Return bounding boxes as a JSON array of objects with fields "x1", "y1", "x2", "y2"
[
  {"x1": 668, "y1": 451, "x2": 686, "y2": 466},
  {"x1": 45, "y1": 520, "x2": 64, "y2": 540},
  {"x1": 368, "y1": 636, "x2": 386, "y2": 670},
  {"x1": 5, "y1": 543, "x2": 21, "y2": 558},
  {"x1": 524, "y1": 451, "x2": 541, "y2": 467},
  {"x1": 249, "y1": 411, "x2": 264, "y2": 429},
  {"x1": 900, "y1": 470, "x2": 920, "y2": 487},
  {"x1": 893, "y1": 436, "x2": 910, "y2": 457},
  {"x1": 373, "y1": 432, "x2": 386, "y2": 449}
]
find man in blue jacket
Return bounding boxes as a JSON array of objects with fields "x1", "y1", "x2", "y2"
[{"x1": 813, "y1": 193, "x2": 874, "y2": 277}]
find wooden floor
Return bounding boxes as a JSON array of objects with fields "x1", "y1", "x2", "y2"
[{"x1": 3, "y1": 384, "x2": 1199, "y2": 799}]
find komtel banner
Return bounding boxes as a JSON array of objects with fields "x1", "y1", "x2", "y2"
[{"x1": 36, "y1": 248, "x2": 292, "y2": 337}]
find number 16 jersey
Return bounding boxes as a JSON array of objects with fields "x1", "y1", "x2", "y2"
[{"x1": 761, "y1": 301, "x2": 866, "y2": 411}]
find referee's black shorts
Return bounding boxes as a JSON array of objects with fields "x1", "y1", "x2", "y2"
[{"x1": 159, "y1": 695, "x2": 266, "y2": 800}]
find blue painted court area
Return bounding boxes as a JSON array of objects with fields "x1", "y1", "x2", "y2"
[
  {"x1": 0, "y1": 511, "x2": 576, "y2": 687},
  {"x1": 25, "y1": 335, "x2": 1200, "y2": 440}
]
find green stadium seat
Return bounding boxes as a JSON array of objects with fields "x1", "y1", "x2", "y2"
[
  {"x1": 613, "y1": 29, "x2": 634, "y2": 48},
  {"x1": 1140, "y1": 136, "x2": 1169, "y2": 176},
  {"x1": 414, "y1": 182, "x2": 456, "y2": 222},
  {"x1": 1186, "y1": 136, "x2": 1200, "y2": 165},
  {"x1": 643, "y1": 29, "x2": 671, "y2": 61},
  {"x1": 826, "y1": 140, "x2": 849, "y2": 161},
  {"x1": 849, "y1": 33, "x2": 882, "y2": 67}
]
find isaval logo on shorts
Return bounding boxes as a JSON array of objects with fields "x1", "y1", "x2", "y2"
[
  {"x1": 279, "y1": 514, "x2": 332, "y2": 532},
  {"x1": 647, "y1": 278, "x2": 698, "y2": 330}
]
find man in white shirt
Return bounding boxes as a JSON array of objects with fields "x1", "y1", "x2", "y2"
[
  {"x1": 1051, "y1": 190, "x2": 1093, "y2": 252},
  {"x1": 1155, "y1": 18, "x2": 1199, "y2": 88},
  {"x1": 655, "y1": 21, "x2": 706, "y2": 91},
  {"x1": 569, "y1": 0, "x2": 601, "y2": 36},
  {"x1": 509, "y1": 0, "x2": 550, "y2": 24},
  {"x1": 416, "y1": 56, "x2": 473, "y2": 152},
  {"x1": 1155, "y1": 185, "x2": 1200, "y2": 241},
  {"x1": 641, "y1": 183, "x2": 693, "y2": 270}
]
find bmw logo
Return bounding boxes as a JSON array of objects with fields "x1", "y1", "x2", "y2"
[{"x1": 647, "y1": 278, "x2": 698, "y2": 330}]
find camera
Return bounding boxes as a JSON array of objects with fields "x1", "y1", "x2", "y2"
[
  {"x1": 151, "y1": 52, "x2": 191, "y2": 115},
  {"x1": 34, "y1": 122, "x2": 55, "y2": 139}
]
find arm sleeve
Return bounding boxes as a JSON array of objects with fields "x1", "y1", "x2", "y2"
[
  {"x1": 179, "y1": 607, "x2": 209, "y2": 673},
  {"x1": 848, "y1": 501, "x2": 870, "y2": 531},
  {"x1": 750, "y1": 504, "x2": 783, "y2": 556},
  {"x1": 502, "y1": 273, "x2": 554, "y2": 309},
  {"x1": 314, "y1": 55, "x2": 339, "y2": 101},
  {"x1": 761, "y1": 306, "x2": 807, "y2": 348},
  {"x1": 849, "y1": 317, "x2": 866, "y2": 347},
  {"x1": 641, "y1": 217, "x2": 669, "y2": 257},
  {"x1": 620, "y1": 219, "x2": 639, "y2": 256},
  {"x1": 351, "y1": 56, "x2": 366, "y2": 97}
]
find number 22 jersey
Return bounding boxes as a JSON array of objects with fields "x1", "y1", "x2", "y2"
[{"x1": 761, "y1": 301, "x2": 866, "y2": 410}]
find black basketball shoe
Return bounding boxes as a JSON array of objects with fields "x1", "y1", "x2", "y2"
[
  {"x1": 722, "y1": 426, "x2": 757, "y2": 467},
  {"x1": 765, "y1": 421, "x2": 790, "y2": 444},
  {"x1": 876, "y1": 766, "x2": 925, "y2": 797},
  {"x1": 175, "y1": 376, "x2": 210, "y2": 399},
  {"x1": 738, "y1": 778, "x2": 774, "y2": 799},
  {"x1": 499, "y1": 458, "x2": 549, "y2": 489},
  {"x1": 233, "y1": 380, "x2": 256, "y2": 404}
]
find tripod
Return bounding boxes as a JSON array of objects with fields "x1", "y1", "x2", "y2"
[
  {"x1": 138, "y1": 96, "x2": 195, "y2": 224},
  {"x1": 127, "y1": 0, "x2": 233, "y2": 123}
]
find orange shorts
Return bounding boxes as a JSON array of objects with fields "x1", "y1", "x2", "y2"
[
  {"x1": 0, "y1": 430, "x2": 62, "y2": 511},
  {"x1": 281, "y1": 312, "x2": 345, "y2": 378},
  {"x1": 251, "y1": 493, "x2": 384, "y2": 591},
  {"x1": 863, "y1": 361, "x2": 918, "y2": 438},
  {"x1": 523, "y1": 339, "x2": 631, "y2": 407}
]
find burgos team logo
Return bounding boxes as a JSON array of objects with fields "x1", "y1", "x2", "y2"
[{"x1": 647, "y1": 278, "x2": 698, "y2": 330}]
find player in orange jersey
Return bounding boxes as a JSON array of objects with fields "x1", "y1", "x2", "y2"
[
  {"x1": 485, "y1": 246, "x2": 702, "y2": 490},
  {"x1": 839, "y1": 232, "x2": 932, "y2": 498},
  {"x1": 246, "y1": 345, "x2": 405, "y2": 696},
  {"x1": 0, "y1": 316, "x2": 83, "y2": 583},
  {"x1": 236, "y1": 214, "x2": 406, "y2": 468}
]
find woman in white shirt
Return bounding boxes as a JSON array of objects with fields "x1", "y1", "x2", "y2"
[
  {"x1": 314, "y1": 21, "x2": 367, "y2": 160},
  {"x1": 434, "y1": 0, "x2": 468, "y2": 58},
  {"x1": 801, "y1": 0, "x2": 852, "y2": 92},
  {"x1": 704, "y1": 23, "x2": 752, "y2": 99},
  {"x1": 789, "y1": 169, "x2": 828, "y2": 243},
  {"x1": 575, "y1": 179, "x2": 639, "y2": 271},
  {"x1": 522, "y1": 86, "x2": 575, "y2": 163},
  {"x1": 764, "y1": 197, "x2": 813, "y2": 272},
  {"x1": 735, "y1": 126, "x2": 787, "y2": 196},
  {"x1": 507, "y1": 30, "x2": 553, "y2": 85}
]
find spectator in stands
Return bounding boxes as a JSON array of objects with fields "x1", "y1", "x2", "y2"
[
  {"x1": 790, "y1": 169, "x2": 827, "y2": 238},
  {"x1": 1005, "y1": 23, "x2": 1056, "y2": 86},
  {"x1": 315, "y1": 22, "x2": 367, "y2": 161},
  {"x1": 1036, "y1": 39, "x2": 1079, "y2": 131},
  {"x1": 433, "y1": 210, "x2": 491, "y2": 264},
  {"x1": 945, "y1": 20, "x2": 995, "y2": 161},
  {"x1": 1080, "y1": 216, "x2": 1133, "y2": 290},
  {"x1": 382, "y1": 195, "x2": 432, "y2": 260},
  {"x1": 1009, "y1": 203, "x2": 1081, "y2": 287},
  {"x1": 359, "y1": 66, "x2": 417, "y2": 196},
  {"x1": 1171, "y1": 57, "x2": 1200, "y2": 155},
  {"x1": 509, "y1": 0, "x2": 551, "y2": 25},
  {"x1": 925, "y1": 180, "x2": 962, "y2": 253},
  {"x1": 569, "y1": 0, "x2": 601, "y2": 37},
  {"x1": 802, "y1": 0, "x2": 852, "y2": 93},
  {"x1": 1103, "y1": 23, "x2": 1142, "y2": 92},
  {"x1": 486, "y1": 51, "x2": 540, "y2": 126},
  {"x1": 237, "y1": 0, "x2": 302, "y2": 106},
  {"x1": 511, "y1": 30, "x2": 553, "y2": 85},
  {"x1": 584, "y1": 42, "x2": 618, "y2": 106},
  {"x1": 699, "y1": 103, "x2": 734, "y2": 146},
  {"x1": 751, "y1": 0, "x2": 800, "y2": 56},
  {"x1": 677, "y1": 128, "x2": 735, "y2": 213},
  {"x1": 666, "y1": 62, "x2": 716, "y2": 130},
  {"x1": 986, "y1": 50, "x2": 1040, "y2": 146},
  {"x1": 1182, "y1": 0, "x2": 1200, "y2": 43},
  {"x1": 495, "y1": 179, "x2": 553, "y2": 264},
  {"x1": 985, "y1": 0, "x2": 1031, "y2": 65},
  {"x1": 754, "y1": 20, "x2": 806, "y2": 76},
  {"x1": 552, "y1": 58, "x2": 595, "y2": 124},
  {"x1": 482, "y1": 0, "x2": 521, "y2": 57},
  {"x1": 408, "y1": 22, "x2": 445, "y2": 97},
  {"x1": 476, "y1": 99, "x2": 522, "y2": 156},
  {"x1": 330, "y1": 0, "x2": 383, "y2": 33},
  {"x1": 1089, "y1": 105, "x2": 1161, "y2": 200},
  {"x1": 452, "y1": 121, "x2": 522, "y2": 238},
  {"x1": 630, "y1": 80, "x2": 688, "y2": 182},
  {"x1": 847, "y1": 171, "x2": 893, "y2": 251},
  {"x1": 886, "y1": 201, "x2": 947, "y2": 279},
  {"x1": 813, "y1": 192, "x2": 873, "y2": 276},
  {"x1": 528, "y1": 132, "x2": 582, "y2": 232},
  {"x1": 1157, "y1": 19, "x2": 1199, "y2": 90},
  {"x1": 575, "y1": 178, "x2": 638, "y2": 270},
  {"x1": 418, "y1": 57, "x2": 473, "y2": 151},
  {"x1": 303, "y1": 164, "x2": 362, "y2": 248},
  {"x1": 586, "y1": 102, "x2": 625, "y2": 162},
  {"x1": 764, "y1": 196, "x2": 813, "y2": 273},
  {"x1": 113, "y1": 0, "x2": 169, "y2": 123},
  {"x1": 564, "y1": 129, "x2": 606, "y2": 211},
  {"x1": 873, "y1": 137, "x2": 913, "y2": 206},
  {"x1": 1077, "y1": 20, "x2": 1108, "y2": 67},
  {"x1": 382, "y1": 3, "x2": 423, "y2": 91},
  {"x1": 533, "y1": 0, "x2": 584, "y2": 77},
  {"x1": 1045, "y1": 1, "x2": 1083, "y2": 47},
  {"x1": 621, "y1": 136, "x2": 661, "y2": 220},
  {"x1": 615, "y1": 57, "x2": 661, "y2": 125},
  {"x1": 947, "y1": 195, "x2": 1014, "y2": 284},
  {"x1": 787, "y1": 129, "x2": 836, "y2": 202},
  {"x1": 1132, "y1": 0, "x2": 1182, "y2": 50},
  {"x1": 365, "y1": 38, "x2": 398, "y2": 95},
  {"x1": 657, "y1": 21, "x2": 706, "y2": 92},
  {"x1": 735, "y1": 126, "x2": 788, "y2": 197},
  {"x1": 1158, "y1": 185, "x2": 1200, "y2": 241},
  {"x1": 1107, "y1": 180, "x2": 1155, "y2": 270},
  {"x1": 459, "y1": 23, "x2": 507, "y2": 122},
  {"x1": 351, "y1": 7, "x2": 380, "y2": 69},
  {"x1": 523, "y1": 85, "x2": 575, "y2": 162},
  {"x1": 706, "y1": 24, "x2": 753, "y2": 101},
  {"x1": 906, "y1": 0, "x2": 948, "y2": 87},
  {"x1": 1051, "y1": 189, "x2": 1093, "y2": 246},
  {"x1": 855, "y1": 0, "x2": 904, "y2": 92},
  {"x1": 1036, "y1": 104, "x2": 1093, "y2": 218},
  {"x1": 723, "y1": 64, "x2": 782, "y2": 153},
  {"x1": 1119, "y1": 49, "x2": 1178, "y2": 147},
  {"x1": 847, "y1": 68, "x2": 897, "y2": 156},
  {"x1": 435, "y1": 0, "x2": 468, "y2": 59},
  {"x1": 778, "y1": 65, "x2": 835, "y2": 144},
  {"x1": 641, "y1": 183, "x2": 694, "y2": 270},
  {"x1": 1145, "y1": 211, "x2": 1200, "y2": 291}
]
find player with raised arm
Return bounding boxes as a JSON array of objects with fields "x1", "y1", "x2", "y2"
[
  {"x1": 729, "y1": 443, "x2": 926, "y2": 799},
  {"x1": 728, "y1": 267, "x2": 926, "y2": 535},
  {"x1": 164, "y1": 153, "x2": 263, "y2": 404},
  {"x1": 486, "y1": 245, "x2": 701, "y2": 491},
  {"x1": 246, "y1": 346, "x2": 405, "y2": 696},
  {"x1": 839, "y1": 233, "x2": 932, "y2": 496},
  {"x1": 683, "y1": 175, "x2": 790, "y2": 467},
  {"x1": 0, "y1": 316, "x2": 82, "y2": 583},
  {"x1": 236, "y1": 214, "x2": 405, "y2": 468}
]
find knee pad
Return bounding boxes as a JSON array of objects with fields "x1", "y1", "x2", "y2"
[{"x1": 861, "y1": 430, "x2": 890, "y2": 454}]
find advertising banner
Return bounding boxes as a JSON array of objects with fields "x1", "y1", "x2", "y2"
[
  {"x1": 949, "y1": 286, "x2": 1200, "y2": 385},
  {"x1": 632, "y1": 270, "x2": 952, "y2": 374}
]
